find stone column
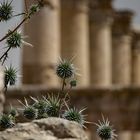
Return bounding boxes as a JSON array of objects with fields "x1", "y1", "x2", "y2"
[
  {"x1": 61, "y1": 0, "x2": 90, "y2": 87},
  {"x1": 0, "y1": 67, "x2": 4, "y2": 112},
  {"x1": 131, "y1": 31, "x2": 140, "y2": 140},
  {"x1": 132, "y1": 31, "x2": 140, "y2": 85},
  {"x1": 112, "y1": 11, "x2": 133, "y2": 86},
  {"x1": 22, "y1": 0, "x2": 60, "y2": 87},
  {"x1": 132, "y1": 132, "x2": 140, "y2": 140},
  {"x1": 118, "y1": 131, "x2": 132, "y2": 140},
  {"x1": 89, "y1": 0, "x2": 113, "y2": 87}
]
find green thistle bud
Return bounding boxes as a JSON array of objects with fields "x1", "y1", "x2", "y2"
[
  {"x1": 56, "y1": 59, "x2": 75, "y2": 79},
  {"x1": 9, "y1": 107, "x2": 18, "y2": 117},
  {"x1": 0, "y1": 1, "x2": 13, "y2": 22},
  {"x1": 32, "y1": 97, "x2": 48, "y2": 119},
  {"x1": 0, "y1": 114, "x2": 14, "y2": 130},
  {"x1": 29, "y1": 4, "x2": 39, "y2": 16},
  {"x1": 70, "y1": 80, "x2": 77, "y2": 87},
  {"x1": 6, "y1": 31, "x2": 22, "y2": 48},
  {"x1": 4, "y1": 66, "x2": 17, "y2": 87},
  {"x1": 95, "y1": 116, "x2": 117, "y2": 140},
  {"x1": 23, "y1": 106, "x2": 38, "y2": 120},
  {"x1": 63, "y1": 108, "x2": 86, "y2": 127},
  {"x1": 45, "y1": 95, "x2": 61, "y2": 117}
]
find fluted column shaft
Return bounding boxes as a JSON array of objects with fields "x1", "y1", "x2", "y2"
[
  {"x1": 112, "y1": 11, "x2": 133, "y2": 86},
  {"x1": 132, "y1": 31, "x2": 140, "y2": 85},
  {"x1": 22, "y1": 0, "x2": 60, "y2": 87},
  {"x1": 90, "y1": 0, "x2": 113, "y2": 87},
  {"x1": 61, "y1": 0, "x2": 90, "y2": 87}
]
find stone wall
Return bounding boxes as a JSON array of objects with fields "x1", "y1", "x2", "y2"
[{"x1": 4, "y1": 86, "x2": 140, "y2": 139}]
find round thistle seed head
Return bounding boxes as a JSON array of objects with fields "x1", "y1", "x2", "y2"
[
  {"x1": 63, "y1": 108, "x2": 86, "y2": 127},
  {"x1": 23, "y1": 106, "x2": 38, "y2": 120},
  {"x1": 45, "y1": 95, "x2": 61, "y2": 117},
  {"x1": 95, "y1": 116, "x2": 117, "y2": 140},
  {"x1": 56, "y1": 59, "x2": 75, "y2": 79},
  {"x1": 6, "y1": 31, "x2": 22, "y2": 48},
  {"x1": 4, "y1": 66, "x2": 17, "y2": 87},
  {"x1": 0, "y1": 114, "x2": 14, "y2": 130},
  {"x1": 0, "y1": 1, "x2": 13, "y2": 22}
]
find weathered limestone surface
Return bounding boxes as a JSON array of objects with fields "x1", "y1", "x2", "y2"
[
  {"x1": 112, "y1": 11, "x2": 133, "y2": 86},
  {"x1": 23, "y1": 0, "x2": 60, "y2": 87},
  {"x1": 89, "y1": 0, "x2": 113, "y2": 87},
  {"x1": 61, "y1": 0, "x2": 90, "y2": 87},
  {"x1": 0, "y1": 118, "x2": 88, "y2": 140}
]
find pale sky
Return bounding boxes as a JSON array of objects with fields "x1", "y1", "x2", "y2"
[{"x1": 0, "y1": 0, "x2": 140, "y2": 85}]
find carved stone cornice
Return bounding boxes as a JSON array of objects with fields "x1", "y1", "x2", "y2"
[{"x1": 112, "y1": 10, "x2": 134, "y2": 37}]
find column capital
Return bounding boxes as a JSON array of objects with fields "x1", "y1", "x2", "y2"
[
  {"x1": 132, "y1": 30, "x2": 140, "y2": 50},
  {"x1": 61, "y1": 0, "x2": 89, "y2": 13},
  {"x1": 112, "y1": 10, "x2": 134, "y2": 36},
  {"x1": 89, "y1": 0, "x2": 114, "y2": 25}
]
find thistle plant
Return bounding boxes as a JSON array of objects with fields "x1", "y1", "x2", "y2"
[
  {"x1": 62, "y1": 108, "x2": 86, "y2": 127},
  {"x1": 4, "y1": 65, "x2": 17, "y2": 93},
  {"x1": 19, "y1": 98, "x2": 38, "y2": 120},
  {"x1": 0, "y1": 114, "x2": 14, "y2": 130},
  {"x1": 0, "y1": 1, "x2": 117, "y2": 138},
  {"x1": 31, "y1": 97, "x2": 48, "y2": 119},
  {"x1": 45, "y1": 94, "x2": 61, "y2": 117},
  {"x1": 0, "y1": 0, "x2": 13, "y2": 22},
  {"x1": 23, "y1": 106, "x2": 38, "y2": 120},
  {"x1": 95, "y1": 116, "x2": 117, "y2": 140},
  {"x1": 0, "y1": 0, "x2": 46, "y2": 94}
]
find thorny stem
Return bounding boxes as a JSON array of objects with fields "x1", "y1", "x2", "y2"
[
  {"x1": 12, "y1": 13, "x2": 26, "y2": 17},
  {"x1": 61, "y1": 78, "x2": 66, "y2": 93},
  {"x1": 0, "y1": 0, "x2": 42, "y2": 64},
  {"x1": 0, "y1": 47, "x2": 11, "y2": 65},
  {"x1": 60, "y1": 79, "x2": 74, "y2": 110},
  {"x1": 0, "y1": 0, "x2": 41, "y2": 43},
  {"x1": 0, "y1": 17, "x2": 28, "y2": 43}
]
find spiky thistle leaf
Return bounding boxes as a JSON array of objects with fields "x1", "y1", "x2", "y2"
[
  {"x1": 95, "y1": 116, "x2": 117, "y2": 140},
  {"x1": 0, "y1": 0, "x2": 13, "y2": 22},
  {"x1": 63, "y1": 107, "x2": 86, "y2": 127}
]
